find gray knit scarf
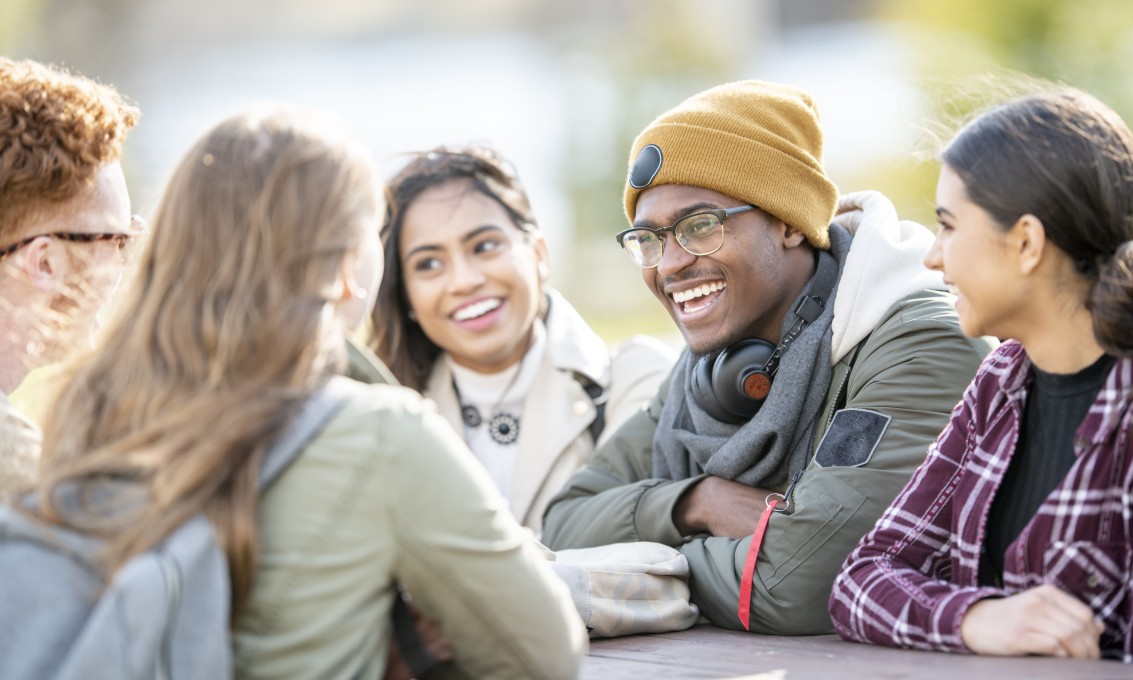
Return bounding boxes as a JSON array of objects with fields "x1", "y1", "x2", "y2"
[{"x1": 653, "y1": 225, "x2": 850, "y2": 488}]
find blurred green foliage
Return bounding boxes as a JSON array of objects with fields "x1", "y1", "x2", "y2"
[
  {"x1": 883, "y1": 0, "x2": 1133, "y2": 116},
  {"x1": 563, "y1": 1, "x2": 742, "y2": 244},
  {"x1": 555, "y1": 0, "x2": 748, "y2": 345},
  {"x1": 0, "y1": 0, "x2": 42, "y2": 53},
  {"x1": 873, "y1": 0, "x2": 1133, "y2": 227}
]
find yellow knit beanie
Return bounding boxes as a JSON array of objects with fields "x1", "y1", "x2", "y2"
[{"x1": 624, "y1": 80, "x2": 838, "y2": 250}]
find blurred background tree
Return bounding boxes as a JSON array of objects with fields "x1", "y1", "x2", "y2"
[
  {"x1": 870, "y1": 0, "x2": 1133, "y2": 228},
  {"x1": 541, "y1": 0, "x2": 761, "y2": 340},
  {"x1": 1, "y1": 0, "x2": 43, "y2": 55},
  {"x1": 4, "y1": 0, "x2": 1132, "y2": 345}
]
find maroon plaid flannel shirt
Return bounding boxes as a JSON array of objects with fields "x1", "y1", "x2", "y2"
[{"x1": 830, "y1": 341, "x2": 1132, "y2": 662}]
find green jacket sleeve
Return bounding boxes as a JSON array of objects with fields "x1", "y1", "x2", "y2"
[
  {"x1": 541, "y1": 372, "x2": 705, "y2": 549},
  {"x1": 681, "y1": 293, "x2": 993, "y2": 634},
  {"x1": 387, "y1": 397, "x2": 588, "y2": 678},
  {"x1": 235, "y1": 386, "x2": 586, "y2": 680}
]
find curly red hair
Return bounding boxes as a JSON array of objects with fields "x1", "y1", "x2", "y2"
[{"x1": 0, "y1": 58, "x2": 139, "y2": 240}]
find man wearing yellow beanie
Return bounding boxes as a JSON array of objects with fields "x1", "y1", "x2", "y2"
[{"x1": 542, "y1": 80, "x2": 993, "y2": 635}]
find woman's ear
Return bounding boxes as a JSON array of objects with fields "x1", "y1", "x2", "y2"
[
  {"x1": 334, "y1": 251, "x2": 373, "y2": 333},
  {"x1": 337, "y1": 251, "x2": 371, "y2": 302},
  {"x1": 534, "y1": 236, "x2": 550, "y2": 283},
  {"x1": 1013, "y1": 214, "x2": 1047, "y2": 276},
  {"x1": 331, "y1": 252, "x2": 350, "y2": 302}
]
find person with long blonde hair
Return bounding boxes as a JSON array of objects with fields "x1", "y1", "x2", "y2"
[{"x1": 28, "y1": 106, "x2": 585, "y2": 678}]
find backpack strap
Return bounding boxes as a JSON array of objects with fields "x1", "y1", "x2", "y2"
[
  {"x1": 575, "y1": 374, "x2": 608, "y2": 444},
  {"x1": 258, "y1": 376, "x2": 355, "y2": 490}
]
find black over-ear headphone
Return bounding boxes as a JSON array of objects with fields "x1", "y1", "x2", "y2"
[{"x1": 691, "y1": 295, "x2": 825, "y2": 424}]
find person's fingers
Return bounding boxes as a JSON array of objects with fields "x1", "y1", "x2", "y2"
[
  {"x1": 1050, "y1": 626, "x2": 1100, "y2": 660},
  {"x1": 1037, "y1": 584, "x2": 1097, "y2": 625},
  {"x1": 1012, "y1": 590, "x2": 1099, "y2": 660},
  {"x1": 1033, "y1": 586, "x2": 1102, "y2": 659},
  {"x1": 1016, "y1": 629, "x2": 1070, "y2": 658},
  {"x1": 962, "y1": 588, "x2": 1105, "y2": 659},
  {"x1": 1094, "y1": 616, "x2": 1108, "y2": 636}
]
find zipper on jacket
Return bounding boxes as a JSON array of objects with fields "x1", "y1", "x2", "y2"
[
  {"x1": 773, "y1": 470, "x2": 805, "y2": 514},
  {"x1": 827, "y1": 369, "x2": 852, "y2": 428},
  {"x1": 155, "y1": 551, "x2": 181, "y2": 680},
  {"x1": 827, "y1": 337, "x2": 870, "y2": 429}
]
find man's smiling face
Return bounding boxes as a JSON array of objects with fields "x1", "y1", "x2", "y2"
[{"x1": 632, "y1": 184, "x2": 811, "y2": 355}]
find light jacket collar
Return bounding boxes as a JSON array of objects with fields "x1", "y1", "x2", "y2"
[
  {"x1": 830, "y1": 191, "x2": 947, "y2": 363},
  {"x1": 425, "y1": 291, "x2": 612, "y2": 527},
  {"x1": 542, "y1": 289, "x2": 610, "y2": 388}
]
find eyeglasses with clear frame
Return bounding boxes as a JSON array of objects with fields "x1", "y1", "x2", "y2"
[
  {"x1": 0, "y1": 215, "x2": 149, "y2": 261},
  {"x1": 615, "y1": 205, "x2": 755, "y2": 268}
]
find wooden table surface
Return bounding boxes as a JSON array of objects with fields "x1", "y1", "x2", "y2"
[{"x1": 582, "y1": 625, "x2": 1131, "y2": 679}]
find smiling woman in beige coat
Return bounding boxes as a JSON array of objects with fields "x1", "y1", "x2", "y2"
[
  {"x1": 28, "y1": 107, "x2": 585, "y2": 679},
  {"x1": 370, "y1": 145, "x2": 674, "y2": 533}
]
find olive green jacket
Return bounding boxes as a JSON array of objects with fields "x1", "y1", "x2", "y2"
[
  {"x1": 541, "y1": 290, "x2": 992, "y2": 635},
  {"x1": 233, "y1": 342, "x2": 586, "y2": 678}
]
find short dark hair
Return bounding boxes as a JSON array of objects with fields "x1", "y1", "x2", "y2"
[{"x1": 943, "y1": 88, "x2": 1133, "y2": 357}]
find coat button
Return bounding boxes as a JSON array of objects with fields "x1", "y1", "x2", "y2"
[
  {"x1": 573, "y1": 400, "x2": 589, "y2": 416},
  {"x1": 1087, "y1": 574, "x2": 1100, "y2": 588}
]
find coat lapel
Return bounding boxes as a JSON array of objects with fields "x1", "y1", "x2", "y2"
[
  {"x1": 421, "y1": 291, "x2": 613, "y2": 528},
  {"x1": 424, "y1": 362, "x2": 465, "y2": 439},
  {"x1": 510, "y1": 358, "x2": 593, "y2": 525}
]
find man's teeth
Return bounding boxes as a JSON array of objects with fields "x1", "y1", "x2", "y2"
[
  {"x1": 672, "y1": 282, "x2": 726, "y2": 304},
  {"x1": 453, "y1": 298, "x2": 501, "y2": 321}
]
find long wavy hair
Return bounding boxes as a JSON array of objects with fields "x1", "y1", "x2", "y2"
[
  {"x1": 368, "y1": 144, "x2": 540, "y2": 391},
  {"x1": 31, "y1": 106, "x2": 381, "y2": 618}
]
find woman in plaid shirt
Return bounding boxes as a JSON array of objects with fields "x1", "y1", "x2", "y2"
[{"x1": 830, "y1": 87, "x2": 1133, "y2": 662}]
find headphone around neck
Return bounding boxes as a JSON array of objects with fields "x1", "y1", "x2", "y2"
[{"x1": 690, "y1": 295, "x2": 825, "y2": 424}]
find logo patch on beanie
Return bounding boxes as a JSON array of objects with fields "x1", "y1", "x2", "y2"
[{"x1": 629, "y1": 144, "x2": 663, "y2": 189}]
